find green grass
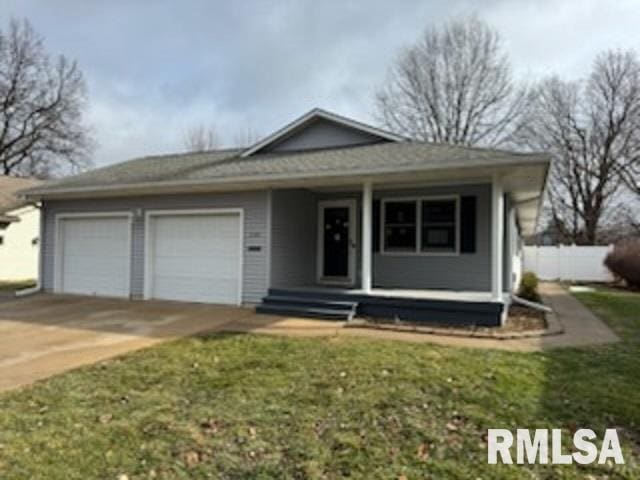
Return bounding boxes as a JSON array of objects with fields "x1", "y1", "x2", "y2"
[
  {"x1": 0, "y1": 288, "x2": 638, "y2": 479},
  {"x1": 0, "y1": 279, "x2": 36, "y2": 292}
]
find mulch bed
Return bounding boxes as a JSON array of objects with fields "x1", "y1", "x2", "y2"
[
  {"x1": 503, "y1": 305, "x2": 546, "y2": 332},
  {"x1": 349, "y1": 304, "x2": 553, "y2": 339}
]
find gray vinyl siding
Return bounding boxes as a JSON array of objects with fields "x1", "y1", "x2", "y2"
[
  {"x1": 41, "y1": 191, "x2": 268, "y2": 304},
  {"x1": 373, "y1": 184, "x2": 492, "y2": 291},
  {"x1": 264, "y1": 118, "x2": 385, "y2": 153},
  {"x1": 269, "y1": 189, "x2": 317, "y2": 287},
  {"x1": 268, "y1": 183, "x2": 492, "y2": 292}
]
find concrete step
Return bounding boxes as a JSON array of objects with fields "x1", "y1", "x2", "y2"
[
  {"x1": 262, "y1": 295, "x2": 357, "y2": 310},
  {"x1": 255, "y1": 303, "x2": 354, "y2": 321}
]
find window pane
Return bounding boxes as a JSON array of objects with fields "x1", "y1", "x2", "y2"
[
  {"x1": 384, "y1": 201, "x2": 417, "y2": 251},
  {"x1": 385, "y1": 226, "x2": 416, "y2": 251},
  {"x1": 422, "y1": 200, "x2": 455, "y2": 223},
  {"x1": 385, "y1": 201, "x2": 416, "y2": 224},
  {"x1": 422, "y1": 226, "x2": 455, "y2": 251}
]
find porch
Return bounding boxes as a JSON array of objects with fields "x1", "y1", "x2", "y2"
[{"x1": 258, "y1": 172, "x2": 530, "y2": 327}]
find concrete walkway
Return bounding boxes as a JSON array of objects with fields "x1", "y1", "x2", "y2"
[{"x1": 222, "y1": 282, "x2": 620, "y2": 352}]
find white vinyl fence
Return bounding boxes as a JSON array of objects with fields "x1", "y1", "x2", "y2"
[{"x1": 523, "y1": 245, "x2": 614, "y2": 282}]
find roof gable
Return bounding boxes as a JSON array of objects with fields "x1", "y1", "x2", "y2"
[{"x1": 241, "y1": 108, "x2": 404, "y2": 157}]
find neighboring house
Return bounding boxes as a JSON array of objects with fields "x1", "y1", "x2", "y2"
[
  {"x1": 0, "y1": 176, "x2": 42, "y2": 281},
  {"x1": 22, "y1": 109, "x2": 550, "y2": 326}
]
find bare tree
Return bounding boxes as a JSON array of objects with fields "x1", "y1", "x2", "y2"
[
  {"x1": 0, "y1": 18, "x2": 92, "y2": 178},
  {"x1": 182, "y1": 124, "x2": 220, "y2": 152},
  {"x1": 620, "y1": 155, "x2": 640, "y2": 196},
  {"x1": 375, "y1": 16, "x2": 527, "y2": 146},
  {"x1": 514, "y1": 50, "x2": 640, "y2": 244},
  {"x1": 233, "y1": 126, "x2": 261, "y2": 148}
]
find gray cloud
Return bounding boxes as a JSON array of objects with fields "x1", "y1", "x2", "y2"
[{"x1": 3, "y1": 0, "x2": 640, "y2": 166}]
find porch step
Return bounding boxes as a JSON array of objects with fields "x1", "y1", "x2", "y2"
[
  {"x1": 256, "y1": 288, "x2": 504, "y2": 327},
  {"x1": 256, "y1": 294, "x2": 358, "y2": 321},
  {"x1": 263, "y1": 295, "x2": 357, "y2": 310}
]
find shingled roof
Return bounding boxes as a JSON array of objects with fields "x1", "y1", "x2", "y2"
[{"x1": 23, "y1": 141, "x2": 548, "y2": 197}]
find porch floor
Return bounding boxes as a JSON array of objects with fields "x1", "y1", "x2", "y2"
[{"x1": 274, "y1": 286, "x2": 496, "y2": 303}]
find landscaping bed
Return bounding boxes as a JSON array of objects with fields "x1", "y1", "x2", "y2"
[
  {"x1": 349, "y1": 304, "x2": 551, "y2": 339},
  {"x1": 504, "y1": 305, "x2": 546, "y2": 331}
]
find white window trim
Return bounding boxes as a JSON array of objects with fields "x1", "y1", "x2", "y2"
[
  {"x1": 380, "y1": 195, "x2": 461, "y2": 257},
  {"x1": 53, "y1": 211, "x2": 134, "y2": 297},
  {"x1": 144, "y1": 208, "x2": 244, "y2": 306},
  {"x1": 316, "y1": 199, "x2": 357, "y2": 286}
]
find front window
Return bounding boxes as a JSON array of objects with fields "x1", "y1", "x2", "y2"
[
  {"x1": 383, "y1": 201, "x2": 416, "y2": 252},
  {"x1": 382, "y1": 197, "x2": 458, "y2": 254},
  {"x1": 421, "y1": 200, "x2": 457, "y2": 252}
]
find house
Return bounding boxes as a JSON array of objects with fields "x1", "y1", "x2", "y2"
[
  {"x1": 22, "y1": 109, "x2": 550, "y2": 326},
  {"x1": 0, "y1": 176, "x2": 42, "y2": 282}
]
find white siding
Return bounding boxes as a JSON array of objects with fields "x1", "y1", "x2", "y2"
[{"x1": 0, "y1": 205, "x2": 40, "y2": 281}]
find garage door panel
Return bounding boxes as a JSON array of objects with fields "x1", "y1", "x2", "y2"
[
  {"x1": 148, "y1": 213, "x2": 241, "y2": 304},
  {"x1": 152, "y1": 276, "x2": 239, "y2": 304},
  {"x1": 152, "y1": 258, "x2": 236, "y2": 278},
  {"x1": 58, "y1": 216, "x2": 130, "y2": 297},
  {"x1": 63, "y1": 257, "x2": 129, "y2": 278}
]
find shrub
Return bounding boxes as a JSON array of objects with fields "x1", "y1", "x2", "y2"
[
  {"x1": 604, "y1": 238, "x2": 640, "y2": 289},
  {"x1": 518, "y1": 271, "x2": 541, "y2": 302}
]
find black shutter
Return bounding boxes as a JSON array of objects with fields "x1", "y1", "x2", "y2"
[
  {"x1": 460, "y1": 196, "x2": 476, "y2": 253},
  {"x1": 372, "y1": 200, "x2": 380, "y2": 252}
]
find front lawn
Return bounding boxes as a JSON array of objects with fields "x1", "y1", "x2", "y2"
[{"x1": 0, "y1": 288, "x2": 638, "y2": 479}]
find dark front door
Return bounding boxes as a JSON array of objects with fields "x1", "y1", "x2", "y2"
[{"x1": 322, "y1": 206, "x2": 350, "y2": 279}]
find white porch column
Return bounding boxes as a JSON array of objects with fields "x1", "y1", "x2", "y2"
[
  {"x1": 361, "y1": 180, "x2": 373, "y2": 293},
  {"x1": 491, "y1": 174, "x2": 504, "y2": 302}
]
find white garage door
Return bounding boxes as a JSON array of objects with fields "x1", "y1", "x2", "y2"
[
  {"x1": 57, "y1": 216, "x2": 131, "y2": 297},
  {"x1": 146, "y1": 212, "x2": 242, "y2": 304}
]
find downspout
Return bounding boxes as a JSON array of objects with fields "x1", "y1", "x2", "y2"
[{"x1": 510, "y1": 294, "x2": 551, "y2": 313}]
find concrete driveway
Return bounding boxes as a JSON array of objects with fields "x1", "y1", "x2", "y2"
[
  {"x1": 0, "y1": 285, "x2": 619, "y2": 393},
  {"x1": 0, "y1": 294, "x2": 256, "y2": 392}
]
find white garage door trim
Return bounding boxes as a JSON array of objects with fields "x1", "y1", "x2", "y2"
[
  {"x1": 143, "y1": 208, "x2": 244, "y2": 305},
  {"x1": 53, "y1": 212, "x2": 133, "y2": 297}
]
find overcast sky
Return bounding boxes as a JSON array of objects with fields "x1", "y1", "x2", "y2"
[{"x1": 3, "y1": 0, "x2": 640, "y2": 167}]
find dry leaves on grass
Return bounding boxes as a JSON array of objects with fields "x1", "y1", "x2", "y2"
[
  {"x1": 199, "y1": 418, "x2": 224, "y2": 435},
  {"x1": 98, "y1": 414, "x2": 112, "y2": 424},
  {"x1": 417, "y1": 442, "x2": 430, "y2": 461},
  {"x1": 181, "y1": 450, "x2": 202, "y2": 468}
]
